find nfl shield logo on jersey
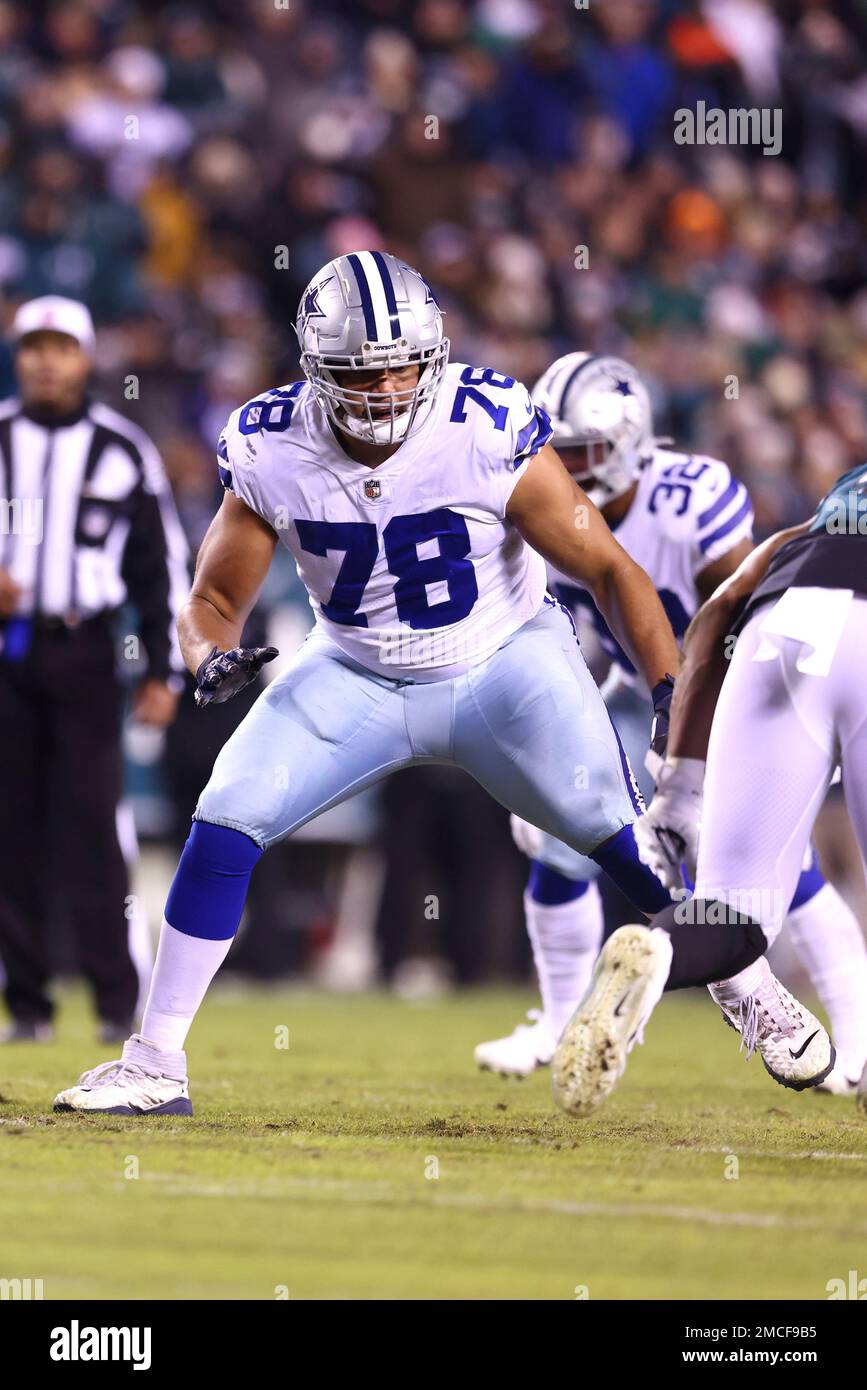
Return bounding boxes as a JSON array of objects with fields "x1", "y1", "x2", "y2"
[{"x1": 363, "y1": 479, "x2": 382, "y2": 501}]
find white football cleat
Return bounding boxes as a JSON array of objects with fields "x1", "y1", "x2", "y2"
[
  {"x1": 474, "y1": 1010, "x2": 556, "y2": 1077},
  {"x1": 712, "y1": 975, "x2": 834, "y2": 1091},
  {"x1": 551, "y1": 925, "x2": 673, "y2": 1117},
  {"x1": 53, "y1": 1034, "x2": 192, "y2": 1116}
]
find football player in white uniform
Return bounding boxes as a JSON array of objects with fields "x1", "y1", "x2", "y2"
[
  {"x1": 555, "y1": 466, "x2": 867, "y2": 1115},
  {"x1": 475, "y1": 354, "x2": 867, "y2": 1094},
  {"x1": 54, "y1": 252, "x2": 680, "y2": 1116}
]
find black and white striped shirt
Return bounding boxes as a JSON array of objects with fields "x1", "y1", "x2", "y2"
[{"x1": 0, "y1": 396, "x2": 188, "y2": 678}]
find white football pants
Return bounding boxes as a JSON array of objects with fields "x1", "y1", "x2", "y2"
[{"x1": 695, "y1": 589, "x2": 867, "y2": 946}]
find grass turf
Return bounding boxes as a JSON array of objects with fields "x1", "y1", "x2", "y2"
[{"x1": 1, "y1": 985, "x2": 865, "y2": 1300}]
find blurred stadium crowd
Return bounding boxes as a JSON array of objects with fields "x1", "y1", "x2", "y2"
[
  {"x1": 3, "y1": 0, "x2": 866, "y2": 986},
  {"x1": 2, "y1": 0, "x2": 867, "y2": 530}
]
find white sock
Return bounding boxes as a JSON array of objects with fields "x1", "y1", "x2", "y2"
[
  {"x1": 139, "y1": 919, "x2": 234, "y2": 1052},
  {"x1": 785, "y1": 881, "x2": 867, "y2": 1075},
  {"x1": 525, "y1": 881, "x2": 604, "y2": 1039},
  {"x1": 709, "y1": 954, "x2": 770, "y2": 1007}
]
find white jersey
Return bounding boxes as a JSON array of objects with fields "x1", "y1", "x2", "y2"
[
  {"x1": 218, "y1": 362, "x2": 551, "y2": 681},
  {"x1": 553, "y1": 448, "x2": 754, "y2": 682}
]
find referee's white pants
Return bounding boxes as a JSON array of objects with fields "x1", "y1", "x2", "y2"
[{"x1": 695, "y1": 590, "x2": 867, "y2": 946}]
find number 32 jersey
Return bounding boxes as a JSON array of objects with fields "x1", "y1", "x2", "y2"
[
  {"x1": 217, "y1": 363, "x2": 552, "y2": 681},
  {"x1": 554, "y1": 449, "x2": 754, "y2": 681}
]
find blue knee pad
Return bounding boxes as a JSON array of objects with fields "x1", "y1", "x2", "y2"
[
  {"x1": 165, "y1": 821, "x2": 263, "y2": 940},
  {"x1": 527, "y1": 860, "x2": 590, "y2": 906},
  {"x1": 590, "y1": 824, "x2": 673, "y2": 915}
]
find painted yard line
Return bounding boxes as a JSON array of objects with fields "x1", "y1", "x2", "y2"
[
  {"x1": 665, "y1": 1143, "x2": 867, "y2": 1162},
  {"x1": 112, "y1": 1173, "x2": 867, "y2": 1235}
]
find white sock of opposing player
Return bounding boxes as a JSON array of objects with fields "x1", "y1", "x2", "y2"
[
  {"x1": 139, "y1": 919, "x2": 234, "y2": 1053},
  {"x1": 525, "y1": 881, "x2": 604, "y2": 1039},
  {"x1": 708, "y1": 954, "x2": 770, "y2": 1006},
  {"x1": 784, "y1": 882, "x2": 867, "y2": 1077}
]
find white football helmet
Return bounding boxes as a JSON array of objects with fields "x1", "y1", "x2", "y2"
[
  {"x1": 296, "y1": 251, "x2": 449, "y2": 445},
  {"x1": 532, "y1": 352, "x2": 655, "y2": 506}
]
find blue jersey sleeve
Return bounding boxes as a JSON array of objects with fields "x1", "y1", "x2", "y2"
[{"x1": 691, "y1": 461, "x2": 753, "y2": 569}]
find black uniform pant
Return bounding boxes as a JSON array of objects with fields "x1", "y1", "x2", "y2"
[{"x1": 0, "y1": 619, "x2": 138, "y2": 1025}]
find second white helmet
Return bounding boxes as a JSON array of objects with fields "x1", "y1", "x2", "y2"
[{"x1": 532, "y1": 352, "x2": 654, "y2": 506}]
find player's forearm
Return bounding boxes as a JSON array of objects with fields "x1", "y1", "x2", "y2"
[
  {"x1": 590, "y1": 558, "x2": 679, "y2": 689},
  {"x1": 666, "y1": 593, "x2": 738, "y2": 759},
  {"x1": 177, "y1": 593, "x2": 244, "y2": 675},
  {"x1": 667, "y1": 521, "x2": 809, "y2": 758}
]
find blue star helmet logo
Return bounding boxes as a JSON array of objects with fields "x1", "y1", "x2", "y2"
[
  {"x1": 613, "y1": 378, "x2": 633, "y2": 397},
  {"x1": 408, "y1": 265, "x2": 438, "y2": 307},
  {"x1": 300, "y1": 275, "x2": 333, "y2": 333}
]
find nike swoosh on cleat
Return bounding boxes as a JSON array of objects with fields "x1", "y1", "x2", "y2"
[{"x1": 790, "y1": 1030, "x2": 819, "y2": 1060}]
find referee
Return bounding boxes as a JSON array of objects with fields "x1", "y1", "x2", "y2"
[{"x1": 0, "y1": 295, "x2": 189, "y2": 1043}]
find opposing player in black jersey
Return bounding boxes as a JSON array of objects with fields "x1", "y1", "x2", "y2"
[{"x1": 553, "y1": 463, "x2": 867, "y2": 1115}]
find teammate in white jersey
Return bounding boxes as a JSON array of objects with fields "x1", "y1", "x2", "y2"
[
  {"x1": 54, "y1": 252, "x2": 681, "y2": 1116},
  {"x1": 475, "y1": 353, "x2": 867, "y2": 1093}
]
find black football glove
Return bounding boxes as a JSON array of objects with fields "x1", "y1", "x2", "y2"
[
  {"x1": 194, "y1": 645, "x2": 279, "y2": 708},
  {"x1": 649, "y1": 673, "x2": 676, "y2": 761}
]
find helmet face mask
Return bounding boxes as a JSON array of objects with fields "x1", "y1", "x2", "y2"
[
  {"x1": 313, "y1": 344, "x2": 448, "y2": 445},
  {"x1": 296, "y1": 254, "x2": 449, "y2": 446},
  {"x1": 329, "y1": 365, "x2": 419, "y2": 441},
  {"x1": 558, "y1": 440, "x2": 613, "y2": 485},
  {"x1": 532, "y1": 353, "x2": 655, "y2": 508}
]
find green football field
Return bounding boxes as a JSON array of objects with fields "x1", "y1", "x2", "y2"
[{"x1": 1, "y1": 985, "x2": 865, "y2": 1301}]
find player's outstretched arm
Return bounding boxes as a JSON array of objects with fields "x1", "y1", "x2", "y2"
[
  {"x1": 178, "y1": 491, "x2": 279, "y2": 676},
  {"x1": 634, "y1": 519, "x2": 810, "y2": 888},
  {"x1": 668, "y1": 520, "x2": 810, "y2": 760},
  {"x1": 507, "y1": 443, "x2": 678, "y2": 690}
]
